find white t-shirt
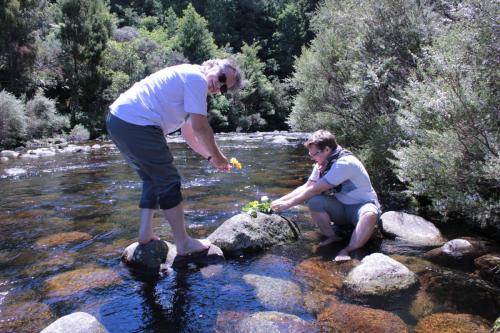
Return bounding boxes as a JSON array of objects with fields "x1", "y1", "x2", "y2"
[
  {"x1": 308, "y1": 149, "x2": 378, "y2": 205},
  {"x1": 109, "y1": 64, "x2": 208, "y2": 134}
]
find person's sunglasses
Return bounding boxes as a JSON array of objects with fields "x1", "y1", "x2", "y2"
[
  {"x1": 218, "y1": 73, "x2": 227, "y2": 94},
  {"x1": 309, "y1": 150, "x2": 322, "y2": 158}
]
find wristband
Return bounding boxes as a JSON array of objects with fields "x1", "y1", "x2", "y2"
[{"x1": 207, "y1": 156, "x2": 212, "y2": 161}]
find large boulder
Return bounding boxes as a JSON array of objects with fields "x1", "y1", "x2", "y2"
[
  {"x1": 345, "y1": 253, "x2": 418, "y2": 295},
  {"x1": 379, "y1": 211, "x2": 445, "y2": 246},
  {"x1": 40, "y1": 312, "x2": 108, "y2": 333},
  {"x1": 208, "y1": 213, "x2": 299, "y2": 255}
]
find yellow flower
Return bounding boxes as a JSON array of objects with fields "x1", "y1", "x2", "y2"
[{"x1": 230, "y1": 157, "x2": 242, "y2": 169}]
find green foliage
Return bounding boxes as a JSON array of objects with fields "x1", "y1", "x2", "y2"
[
  {"x1": 174, "y1": 4, "x2": 217, "y2": 64},
  {"x1": 229, "y1": 42, "x2": 284, "y2": 131},
  {"x1": 272, "y1": 2, "x2": 308, "y2": 77},
  {"x1": 289, "y1": 0, "x2": 437, "y2": 190},
  {"x1": 241, "y1": 196, "x2": 273, "y2": 218},
  {"x1": 392, "y1": 0, "x2": 499, "y2": 229},
  {"x1": 25, "y1": 91, "x2": 70, "y2": 139},
  {"x1": 0, "y1": 90, "x2": 26, "y2": 148},
  {"x1": 59, "y1": 0, "x2": 114, "y2": 136},
  {"x1": 67, "y1": 124, "x2": 90, "y2": 142}
]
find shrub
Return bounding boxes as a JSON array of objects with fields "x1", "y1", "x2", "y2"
[
  {"x1": 0, "y1": 90, "x2": 27, "y2": 148},
  {"x1": 67, "y1": 124, "x2": 90, "y2": 142},
  {"x1": 392, "y1": 0, "x2": 499, "y2": 230},
  {"x1": 25, "y1": 91, "x2": 70, "y2": 139}
]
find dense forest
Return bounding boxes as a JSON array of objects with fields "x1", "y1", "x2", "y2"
[{"x1": 0, "y1": 0, "x2": 498, "y2": 233}]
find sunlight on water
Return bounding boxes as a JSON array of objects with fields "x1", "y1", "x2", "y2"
[{"x1": 0, "y1": 133, "x2": 497, "y2": 333}]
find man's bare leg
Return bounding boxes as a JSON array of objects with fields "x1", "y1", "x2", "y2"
[
  {"x1": 138, "y1": 208, "x2": 160, "y2": 244},
  {"x1": 163, "y1": 202, "x2": 210, "y2": 256},
  {"x1": 335, "y1": 212, "x2": 377, "y2": 261},
  {"x1": 310, "y1": 211, "x2": 342, "y2": 247}
]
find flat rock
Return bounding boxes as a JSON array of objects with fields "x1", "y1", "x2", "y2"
[
  {"x1": 317, "y1": 303, "x2": 408, "y2": 333},
  {"x1": 243, "y1": 274, "x2": 304, "y2": 314},
  {"x1": 35, "y1": 232, "x2": 92, "y2": 248},
  {"x1": 380, "y1": 211, "x2": 445, "y2": 246},
  {"x1": 165, "y1": 241, "x2": 225, "y2": 269},
  {"x1": 43, "y1": 267, "x2": 122, "y2": 297}
]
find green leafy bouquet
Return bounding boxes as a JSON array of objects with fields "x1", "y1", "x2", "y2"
[{"x1": 241, "y1": 196, "x2": 273, "y2": 217}]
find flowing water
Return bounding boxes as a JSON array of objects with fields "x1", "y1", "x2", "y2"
[{"x1": 0, "y1": 133, "x2": 497, "y2": 332}]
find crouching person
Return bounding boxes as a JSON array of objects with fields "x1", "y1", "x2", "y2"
[{"x1": 271, "y1": 130, "x2": 381, "y2": 261}]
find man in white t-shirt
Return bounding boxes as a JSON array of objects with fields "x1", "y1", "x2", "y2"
[
  {"x1": 106, "y1": 58, "x2": 244, "y2": 258},
  {"x1": 272, "y1": 130, "x2": 381, "y2": 261}
]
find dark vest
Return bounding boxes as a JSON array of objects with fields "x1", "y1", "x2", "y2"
[{"x1": 320, "y1": 147, "x2": 353, "y2": 193}]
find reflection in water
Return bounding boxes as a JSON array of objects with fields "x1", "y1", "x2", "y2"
[{"x1": 0, "y1": 134, "x2": 497, "y2": 332}]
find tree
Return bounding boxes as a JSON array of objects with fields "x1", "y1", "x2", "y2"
[
  {"x1": 271, "y1": 2, "x2": 307, "y2": 78},
  {"x1": 174, "y1": 3, "x2": 217, "y2": 64},
  {"x1": 0, "y1": 0, "x2": 42, "y2": 96},
  {"x1": 288, "y1": 0, "x2": 437, "y2": 190},
  {"x1": 59, "y1": 0, "x2": 113, "y2": 136}
]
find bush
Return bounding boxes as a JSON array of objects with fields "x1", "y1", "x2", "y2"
[
  {"x1": 0, "y1": 90, "x2": 27, "y2": 148},
  {"x1": 25, "y1": 91, "x2": 70, "y2": 139},
  {"x1": 392, "y1": 0, "x2": 499, "y2": 230},
  {"x1": 67, "y1": 124, "x2": 90, "y2": 142}
]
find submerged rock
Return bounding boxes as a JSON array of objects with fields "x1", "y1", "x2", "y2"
[
  {"x1": 208, "y1": 213, "x2": 299, "y2": 255},
  {"x1": 43, "y1": 267, "x2": 122, "y2": 297},
  {"x1": 215, "y1": 311, "x2": 319, "y2": 333},
  {"x1": 419, "y1": 268, "x2": 500, "y2": 321},
  {"x1": 40, "y1": 312, "x2": 108, "y2": 333},
  {"x1": 35, "y1": 231, "x2": 92, "y2": 248},
  {"x1": 317, "y1": 303, "x2": 408, "y2": 333},
  {"x1": 294, "y1": 257, "x2": 355, "y2": 294},
  {"x1": 243, "y1": 274, "x2": 304, "y2": 314},
  {"x1": 379, "y1": 211, "x2": 445, "y2": 246},
  {"x1": 475, "y1": 254, "x2": 500, "y2": 286},
  {"x1": 345, "y1": 253, "x2": 418, "y2": 295},
  {"x1": 414, "y1": 313, "x2": 491, "y2": 333},
  {"x1": 0, "y1": 301, "x2": 54, "y2": 333}
]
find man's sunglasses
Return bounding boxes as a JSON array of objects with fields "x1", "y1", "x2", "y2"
[{"x1": 218, "y1": 73, "x2": 227, "y2": 94}]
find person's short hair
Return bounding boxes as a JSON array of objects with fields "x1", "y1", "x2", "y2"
[
  {"x1": 202, "y1": 58, "x2": 245, "y2": 92},
  {"x1": 304, "y1": 130, "x2": 338, "y2": 151}
]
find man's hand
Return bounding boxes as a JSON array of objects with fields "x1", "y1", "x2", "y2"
[
  {"x1": 209, "y1": 154, "x2": 231, "y2": 171},
  {"x1": 271, "y1": 200, "x2": 292, "y2": 212}
]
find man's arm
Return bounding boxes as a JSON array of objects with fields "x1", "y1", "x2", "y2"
[
  {"x1": 272, "y1": 179, "x2": 333, "y2": 212},
  {"x1": 181, "y1": 118, "x2": 210, "y2": 158},
  {"x1": 187, "y1": 114, "x2": 230, "y2": 170}
]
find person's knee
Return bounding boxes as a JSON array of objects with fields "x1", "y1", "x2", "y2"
[
  {"x1": 360, "y1": 212, "x2": 378, "y2": 226},
  {"x1": 307, "y1": 195, "x2": 326, "y2": 212},
  {"x1": 158, "y1": 183, "x2": 183, "y2": 210}
]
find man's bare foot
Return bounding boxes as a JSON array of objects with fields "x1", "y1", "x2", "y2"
[
  {"x1": 334, "y1": 248, "x2": 352, "y2": 262},
  {"x1": 138, "y1": 233, "x2": 160, "y2": 245},
  {"x1": 318, "y1": 234, "x2": 343, "y2": 247},
  {"x1": 176, "y1": 238, "x2": 211, "y2": 256}
]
